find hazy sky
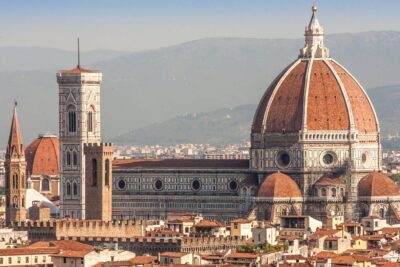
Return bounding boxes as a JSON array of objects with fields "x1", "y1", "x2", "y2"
[{"x1": 1, "y1": 0, "x2": 400, "y2": 52}]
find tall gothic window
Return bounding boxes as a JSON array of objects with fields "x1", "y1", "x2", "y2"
[
  {"x1": 92, "y1": 159, "x2": 98, "y2": 186},
  {"x1": 105, "y1": 159, "x2": 110, "y2": 186},
  {"x1": 66, "y1": 183, "x2": 71, "y2": 196},
  {"x1": 68, "y1": 106, "x2": 77, "y2": 133},
  {"x1": 88, "y1": 111, "x2": 93, "y2": 132},
  {"x1": 73, "y1": 152, "x2": 78, "y2": 166},
  {"x1": 13, "y1": 196, "x2": 18, "y2": 208},
  {"x1": 73, "y1": 183, "x2": 78, "y2": 196},
  {"x1": 13, "y1": 174, "x2": 18, "y2": 189},
  {"x1": 66, "y1": 151, "x2": 71, "y2": 166},
  {"x1": 42, "y1": 178, "x2": 50, "y2": 192}
]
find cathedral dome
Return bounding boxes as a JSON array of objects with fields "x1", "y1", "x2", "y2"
[
  {"x1": 25, "y1": 134, "x2": 60, "y2": 176},
  {"x1": 251, "y1": 7, "x2": 379, "y2": 136},
  {"x1": 257, "y1": 172, "x2": 302, "y2": 198},
  {"x1": 358, "y1": 171, "x2": 400, "y2": 197}
]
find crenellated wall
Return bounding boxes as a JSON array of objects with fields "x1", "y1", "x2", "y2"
[{"x1": 11, "y1": 219, "x2": 146, "y2": 242}]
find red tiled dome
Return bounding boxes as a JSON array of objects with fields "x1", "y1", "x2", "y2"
[
  {"x1": 25, "y1": 134, "x2": 60, "y2": 176},
  {"x1": 252, "y1": 59, "x2": 378, "y2": 134},
  {"x1": 358, "y1": 172, "x2": 400, "y2": 197},
  {"x1": 257, "y1": 172, "x2": 302, "y2": 198},
  {"x1": 251, "y1": 6, "x2": 378, "y2": 137}
]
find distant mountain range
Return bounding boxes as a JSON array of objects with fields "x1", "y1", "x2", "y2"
[
  {"x1": 2, "y1": 31, "x2": 400, "y2": 145},
  {"x1": 110, "y1": 85, "x2": 400, "y2": 146}
]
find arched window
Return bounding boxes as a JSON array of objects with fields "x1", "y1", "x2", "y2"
[
  {"x1": 105, "y1": 159, "x2": 110, "y2": 186},
  {"x1": 22, "y1": 197, "x2": 25, "y2": 208},
  {"x1": 66, "y1": 183, "x2": 71, "y2": 196},
  {"x1": 42, "y1": 178, "x2": 50, "y2": 192},
  {"x1": 331, "y1": 188, "x2": 337, "y2": 197},
  {"x1": 13, "y1": 174, "x2": 18, "y2": 189},
  {"x1": 73, "y1": 152, "x2": 78, "y2": 166},
  {"x1": 321, "y1": 188, "x2": 327, "y2": 197},
  {"x1": 87, "y1": 110, "x2": 94, "y2": 132},
  {"x1": 68, "y1": 106, "x2": 77, "y2": 133},
  {"x1": 13, "y1": 196, "x2": 18, "y2": 208},
  {"x1": 66, "y1": 151, "x2": 71, "y2": 166},
  {"x1": 73, "y1": 183, "x2": 78, "y2": 196},
  {"x1": 92, "y1": 159, "x2": 98, "y2": 186}
]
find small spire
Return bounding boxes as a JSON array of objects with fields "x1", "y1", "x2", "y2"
[
  {"x1": 77, "y1": 37, "x2": 81, "y2": 68},
  {"x1": 299, "y1": 4, "x2": 330, "y2": 58},
  {"x1": 7, "y1": 102, "x2": 24, "y2": 158}
]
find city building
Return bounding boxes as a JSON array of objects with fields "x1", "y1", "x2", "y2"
[{"x1": 6, "y1": 5, "x2": 400, "y2": 226}]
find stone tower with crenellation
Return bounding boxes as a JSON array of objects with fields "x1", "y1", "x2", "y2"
[
  {"x1": 57, "y1": 61, "x2": 102, "y2": 219},
  {"x1": 5, "y1": 104, "x2": 27, "y2": 225},
  {"x1": 84, "y1": 143, "x2": 113, "y2": 221}
]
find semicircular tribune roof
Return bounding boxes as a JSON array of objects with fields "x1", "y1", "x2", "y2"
[
  {"x1": 358, "y1": 172, "x2": 400, "y2": 197},
  {"x1": 257, "y1": 172, "x2": 302, "y2": 198},
  {"x1": 25, "y1": 134, "x2": 60, "y2": 176}
]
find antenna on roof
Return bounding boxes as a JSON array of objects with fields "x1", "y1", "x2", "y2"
[{"x1": 77, "y1": 37, "x2": 81, "y2": 68}]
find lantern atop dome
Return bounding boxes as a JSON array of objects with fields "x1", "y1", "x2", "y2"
[{"x1": 299, "y1": 5, "x2": 330, "y2": 58}]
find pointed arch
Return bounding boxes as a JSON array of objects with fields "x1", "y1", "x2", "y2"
[
  {"x1": 67, "y1": 105, "x2": 77, "y2": 133},
  {"x1": 87, "y1": 105, "x2": 95, "y2": 133},
  {"x1": 66, "y1": 151, "x2": 71, "y2": 166},
  {"x1": 13, "y1": 196, "x2": 18, "y2": 208},
  {"x1": 73, "y1": 182, "x2": 78, "y2": 196},
  {"x1": 12, "y1": 174, "x2": 18, "y2": 189},
  {"x1": 105, "y1": 159, "x2": 110, "y2": 186},
  {"x1": 66, "y1": 182, "x2": 71, "y2": 196},
  {"x1": 72, "y1": 151, "x2": 78, "y2": 166}
]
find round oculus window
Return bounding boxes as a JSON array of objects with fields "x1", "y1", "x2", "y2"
[
  {"x1": 154, "y1": 180, "x2": 163, "y2": 190},
  {"x1": 323, "y1": 153, "x2": 334, "y2": 165},
  {"x1": 191, "y1": 179, "x2": 201, "y2": 191},
  {"x1": 117, "y1": 179, "x2": 126, "y2": 190},
  {"x1": 229, "y1": 180, "x2": 238, "y2": 191},
  {"x1": 277, "y1": 151, "x2": 291, "y2": 167},
  {"x1": 362, "y1": 153, "x2": 368, "y2": 164}
]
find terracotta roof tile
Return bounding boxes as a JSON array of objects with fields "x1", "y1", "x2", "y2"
[
  {"x1": 252, "y1": 59, "x2": 378, "y2": 134},
  {"x1": 358, "y1": 171, "x2": 400, "y2": 197},
  {"x1": 314, "y1": 174, "x2": 346, "y2": 186},
  {"x1": 60, "y1": 66, "x2": 97, "y2": 74},
  {"x1": 195, "y1": 219, "x2": 224, "y2": 228},
  {"x1": 226, "y1": 252, "x2": 259, "y2": 259},
  {"x1": 331, "y1": 61, "x2": 378, "y2": 132},
  {"x1": 129, "y1": 256, "x2": 157, "y2": 264},
  {"x1": 264, "y1": 60, "x2": 307, "y2": 133},
  {"x1": 0, "y1": 247, "x2": 59, "y2": 256},
  {"x1": 52, "y1": 249, "x2": 92, "y2": 258},
  {"x1": 160, "y1": 252, "x2": 188, "y2": 258},
  {"x1": 307, "y1": 60, "x2": 350, "y2": 130},
  {"x1": 257, "y1": 172, "x2": 302, "y2": 198},
  {"x1": 25, "y1": 135, "x2": 60, "y2": 176}
]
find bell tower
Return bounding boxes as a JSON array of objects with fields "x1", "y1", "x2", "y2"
[
  {"x1": 57, "y1": 42, "x2": 102, "y2": 219},
  {"x1": 84, "y1": 143, "x2": 113, "y2": 221},
  {"x1": 5, "y1": 103, "x2": 27, "y2": 225}
]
